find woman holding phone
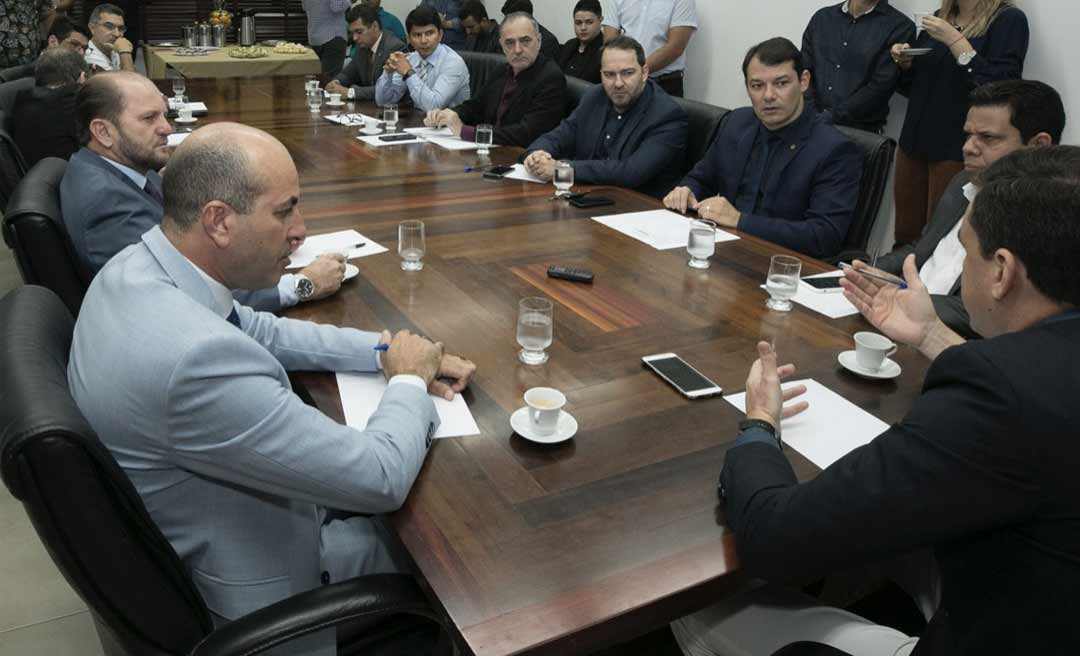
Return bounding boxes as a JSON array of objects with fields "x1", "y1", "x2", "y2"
[{"x1": 890, "y1": 0, "x2": 1028, "y2": 244}]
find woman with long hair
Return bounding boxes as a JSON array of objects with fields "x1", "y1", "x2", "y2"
[{"x1": 890, "y1": 0, "x2": 1028, "y2": 244}]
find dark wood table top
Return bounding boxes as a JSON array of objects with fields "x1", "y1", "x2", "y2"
[{"x1": 171, "y1": 77, "x2": 928, "y2": 656}]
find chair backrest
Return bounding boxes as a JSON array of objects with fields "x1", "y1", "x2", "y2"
[
  {"x1": 563, "y1": 75, "x2": 594, "y2": 116},
  {"x1": 673, "y1": 96, "x2": 729, "y2": 176},
  {"x1": 2, "y1": 157, "x2": 92, "y2": 317},
  {"x1": 0, "y1": 125, "x2": 28, "y2": 209},
  {"x1": 0, "y1": 285, "x2": 215, "y2": 656},
  {"x1": 457, "y1": 50, "x2": 506, "y2": 97},
  {"x1": 834, "y1": 125, "x2": 897, "y2": 252},
  {"x1": 0, "y1": 63, "x2": 33, "y2": 83},
  {"x1": 0, "y1": 74, "x2": 34, "y2": 132}
]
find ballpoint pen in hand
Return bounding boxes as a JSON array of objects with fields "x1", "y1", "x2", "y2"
[{"x1": 837, "y1": 262, "x2": 909, "y2": 289}]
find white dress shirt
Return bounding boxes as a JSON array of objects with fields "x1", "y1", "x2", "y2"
[
  {"x1": 919, "y1": 183, "x2": 976, "y2": 295},
  {"x1": 85, "y1": 40, "x2": 120, "y2": 71},
  {"x1": 600, "y1": 0, "x2": 699, "y2": 77}
]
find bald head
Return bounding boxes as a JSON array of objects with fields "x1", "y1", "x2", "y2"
[{"x1": 77, "y1": 71, "x2": 151, "y2": 142}]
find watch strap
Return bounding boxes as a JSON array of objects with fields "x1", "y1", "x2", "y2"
[{"x1": 738, "y1": 418, "x2": 782, "y2": 449}]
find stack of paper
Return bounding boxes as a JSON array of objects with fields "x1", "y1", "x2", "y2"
[
  {"x1": 592, "y1": 209, "x2": 740, "y2": 250},
  {"x1": 503, "y1": 164, "x2": 546, "y2": 184},
  {"x1": 724, "y1": 378, "x2": 888, "y2": 469},
  {"x1": 336, "y1": 372, "x2": 480, "y2": 439},
  {"x1": 287, "y1": 230, "x2": 387, "y2": 269},
  {"x1": 758, "y1": 271, "x2": 859, "y2": 319},
  {"x1": 403, "y1": 126, "x2": 453, "y2": 138}
]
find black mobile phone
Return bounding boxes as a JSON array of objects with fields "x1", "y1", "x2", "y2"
[
  {"x1": 802, "y1": 276, "x2": 843, "y2": 291},
  {"x1": 568, "y1": 195, "x2": 615, "y2": 208},
  {"x1": 378, "y1": 134, "x2": 416, "y2": 142},
  {"x1": 482, "y1": 165, "x2": 514, "y2": 179},
  {"x1": 642, "y1": 353, "x2": 723, "y2": 398}
]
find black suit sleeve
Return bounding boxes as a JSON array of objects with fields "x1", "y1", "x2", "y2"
[{"x1": 720, "y1": 343, "x2": 1035, "y2": 583}]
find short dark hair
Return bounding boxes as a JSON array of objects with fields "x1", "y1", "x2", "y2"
[
  {"x1": 34, "y1": 47, "x2": 87, "y2": 87},
  {"x1": 970, "y1": 146, "x2": 1080, "y2": 306},
  {"x1": 742, "y1": 37, "x2": 804, "y2": 81},
  {"x1": 76, "y1": 72, "x2": 124, "y2": 145},
  {"x1": 47, "y1": 15, "x2": 90, "y2": 42},
  {"x1": 405, "y1": 6, "x2": 441, "y2": 34},
  {"x1": 89, "y1": 3, "x2": 124, "y2": 23},
  {"x1": 573, "y1": 0, "x2": 602, "y2": 18},
  {"x1": 163, "y1": 139, "x2": 265, "y2": 230},
  {"x1": 601, "y1": 36, "x2": 645, "y2": 67},
  {"x1": 461, "y1": 0, "x2": 489, "y2": 21},
  {"x1": 501, "y1": 0, "x2": 533, "y2": 16},
  {"x1": 346, "y1": 4, "x2": 380, "y2": 28},
  {"x1": 969, "y1": 80, "x2": 1067, "y2": 145}
]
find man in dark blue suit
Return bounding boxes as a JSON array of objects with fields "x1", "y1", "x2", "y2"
[
  {"x1": 664, "y1": 37, "x2": 861, "y2": 259},
  {"x1": 522, "y1": 36, "x2": 687, "y2": 199}
]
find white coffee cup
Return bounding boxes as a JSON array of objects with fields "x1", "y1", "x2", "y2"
[
  {"x1": 329, "y1": 93, "x2": 342, "y2": 104},
  {"x1": 178, "y1": 107, "x2": 193, "y2": 121},
  {"x1": 913, "y1": 11, "x2": 933, "y2": 33},
  {"x1": 524, "y1": 387, "x2": 566, "y2": 436},
  {"x1": 854, "y1": 332, "x2": 897, "y2": 371}
]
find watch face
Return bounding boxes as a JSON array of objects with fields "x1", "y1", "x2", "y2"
[{"x1": 296, "y1": 277, "x2": 315, "y2": 299}]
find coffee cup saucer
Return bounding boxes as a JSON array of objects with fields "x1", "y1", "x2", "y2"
[
  {"x1": 360, "y1": 126, "x2": 382, "y2": 135},
  {"x1": 175, "y1": 116, "x2": 198, "y2": 124},
  {"x1": 325, "y1": 100, "x2": 346, "y2": 107},
  {"x1": 342, "y1": 263, "x2": 359, "y2": 282},
  {"x1": 510, "y1": 407, "x2": 578, "y2": 444},
  {"x1": 838, "y1": 350, "x2": 901, "y2": 380}
]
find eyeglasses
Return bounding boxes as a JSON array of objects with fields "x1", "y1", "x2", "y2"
[{"x1": 94, "y1": 20, "x2": 127, "y2": 34}]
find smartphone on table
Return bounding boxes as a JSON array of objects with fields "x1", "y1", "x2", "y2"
[
  {"x1": 482, "y1": 165, "x2": 515, "y2": 179},
  {"x1": 801, "y1": 276, "x2": 843, "y2": 292},
  {"x1": 642, "y1": 353, "x2": 723, "y2": 398}
]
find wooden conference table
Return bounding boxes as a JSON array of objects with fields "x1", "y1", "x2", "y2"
[{"x1": 170, "y1": 77, "x2": 929, "y2": 656}]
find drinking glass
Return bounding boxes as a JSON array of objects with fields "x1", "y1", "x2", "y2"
[
  {"x1": 304, "y1": 74, "x2": 319, "y2": 94},
  {"x1": 398, "y1": 220, "x2": 425, "y2": 271},
  {"x1": 476, "y1": 123, "x2": 493, "y2": 156},
  {"x1": 765, "y1": 254, "x2": 802, "y2": 311},
  {"x1": 687, "y1": 219, "x2": 716, "y2": 269},
  {"x1": 171, "y1": 77, "x2": 186, "y2": 99},
  {"x1": 307, "y1": 90, "x2": 323, "y2": 113},
  {"x1": 383, "y1": 104, "x2": 399, "y2": 133},
  {"x1": 517, "y1": 297, "x2": 553, "y2": 365},
  {"x1": 553, "y1": 160, "x2": 574, "y2": 198}
]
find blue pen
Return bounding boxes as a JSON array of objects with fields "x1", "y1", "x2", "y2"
[
  {"x1": 373, "y1": 343, "x2": 389, "y2": 351},
  {"x1": 837, "y1": 262, "x2": 908, "y2": 289}
]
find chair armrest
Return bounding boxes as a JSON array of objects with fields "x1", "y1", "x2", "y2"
[{"x1": 189, "y1": 573, "x2": 443, "y2": 656}]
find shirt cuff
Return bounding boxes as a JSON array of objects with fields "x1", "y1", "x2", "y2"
[
  {"x1": 733, "y1": 426, "x2": 781, "y2": 450},
  {"x1": 460, "y1": 125, "x2": 476, "y2": 142},
  {"x1": 278, "y1": 273, "x2": 299, "y2": 307},
  {"x1": 347, "y1": 86, "x2": 355, "y2": 99},
  {"x1": 387, "y1": 374, "x2": 427, "y2": 391}
]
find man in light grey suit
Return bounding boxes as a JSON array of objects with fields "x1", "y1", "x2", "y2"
[
  {"x1": 325, "y1": 3, "x2": 405, "y2": 101},
  {"x1": 69, "y1": 122, "x2": 477, "y2": 655},
  {"x1": 59, "y1": 71, "x2": 345, "y2": 312}
]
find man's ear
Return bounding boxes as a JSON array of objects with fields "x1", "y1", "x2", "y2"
[
  {"x1": 47, "y1": 35, "x2": 60, "y2": 48},
  {"x1": 88, "y1": 117, "x2": 115, "y2": 148},
  {"x1": 799, "y1": 69, "x2": 812, "y2": 93},
  {"x1": 1027, "y1": 131, "x2": 1053, "y2": 148},
  {"x1": 199, "y1": 201, "x2": 236, "y2": 250},
  {"x1": 990, "y1": 248, "x2": 1020, "y2": 302}
]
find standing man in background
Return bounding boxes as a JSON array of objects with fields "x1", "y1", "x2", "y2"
[
  {"x1": 460, "y1": 0, "x2": 501, "y2": 54},
  {"x1": 600, "y1": 0, "x2": 697, "y2": 97},
  {"x1": 422, "y1": 0, "x2": 466, "y2": 50},
  {"x1": 302, "y1": 0, "x2": 350, "y2": 77},
  {"x1": 801, "y1": 0, "x2": 915, "y2": 133},
  {"x1": 362, "y1": 0, "x2": 406, "y2": 42}
]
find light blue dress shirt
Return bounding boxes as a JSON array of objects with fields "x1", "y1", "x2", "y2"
[
  {"x1": 374, "y1": 43, "x2": 470, "y2": 112},
  {"x1": 302, "y1": 0, "x2": 351, "y2": 46}
]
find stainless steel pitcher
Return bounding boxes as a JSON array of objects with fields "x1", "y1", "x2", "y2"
[{"x1": 239, "y1": 10, "x2": 256, "y2": 47}]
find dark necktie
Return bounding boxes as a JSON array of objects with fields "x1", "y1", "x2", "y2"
[
  {"x1": 748, "y1": 134, "x2": 778, "y2": 214},
  {"x1": 226, "y1": 308, "x2": 241, "y2": 329},
  {"x1": 144, "y1": 177, "x2": 164, "y2": 206}
]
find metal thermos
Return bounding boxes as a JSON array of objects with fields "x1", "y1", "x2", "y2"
[
  {"x1": 239, "y1": 10, "x2": 256, "y2": 47},
  {"x1": 212, "y1": 24, "x2": 226, "y2": 48},
  {"x1": 197, "y1": 23, "x2": 212, "y2": 47},
  {"x1": 181, "y1": 25, "x2": 195, "y2": 47}
]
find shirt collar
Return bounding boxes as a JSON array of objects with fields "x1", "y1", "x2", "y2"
[
  {"x1": 101, "y1": 156, "x2": 149, "y2": 190},
  {"x1": 188, "y1": 259, "x2": 236, "y2": 319},
  {"x1": 371, "y1": 32, "x2": 382, "y2": 55},
  {"x1": 962, "y1": 182, "x2": 978, "y2": 203},
  {"x1": 841, "y1": 1, "x2": 880, "y2": 18},
  {"x1": 760, "y1": 103, "x2": 813, "y2": 146},
  {"x1": 415, "y1": 43, "x2": 443, "y2": 64}
]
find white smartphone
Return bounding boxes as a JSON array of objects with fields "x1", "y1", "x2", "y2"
[{"x1": 642, "y1": 353, "x2": 723, "y2": 399}]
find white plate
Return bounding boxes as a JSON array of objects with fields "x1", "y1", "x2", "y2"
[
  {"x1": 325, "y1": 100, "x2": 346, "y2": 107},
  {"x1": 342, "y1": 263, "x2": 359, "y2": 282},
  {"x1": 901, "y1": 48, "x2": 933, "y2": 56},
  {"x1": 838, "y1": 350, "x2": 901, "y2": 380},
  {"x1": 510, "y1": 407, "x2": 578, "y2": 444},
  {"x1": 359, "y1": 127, "x2": 382, "y2": 135},
  {"x1": 175, "y1": 116, "x2": 198, "y2": 124}
]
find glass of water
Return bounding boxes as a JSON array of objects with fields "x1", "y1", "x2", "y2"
[
  {"x1": 307, "y1": 90, "x2": 323, "y2": 113},
  {"x1": 476, "y1": 123, "x2": 493, "y2": 156},
  {"x1": 517, "y1": 296, "x2": 553, "y2": 365},
  {"x1": 171, "y1": 77, "x2": 186, "y2": 99},
  {"x1": 553, "y1": 160, "x2": 574, "y2": 198},
  {"x1": 383, "y1": 104, "x2": 399, "y2": 133},
  {"x1": 304, "y1": 74, "x2": 319, "y2": 94},
  {"x1": 687, "y1": 219, "x2": 716, "y2": 269},
  {"x1": 765, "y1": 254, "x2": 802, "y2": 311},
  {"x1": 398, "y1": 220, "x2": 425, "y2": 271}
]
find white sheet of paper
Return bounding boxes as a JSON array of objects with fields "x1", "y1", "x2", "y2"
[
  {"x1": 356, "y1": 134, "x2": 423, "y2": 147},
  {"x1": 182, "y1": 102, "x2": 208, "y2": 112},
  {"x1": 759, "y1": 271, "x2": 859, "y2": 319},
  {"x1": 724, "y1": 378, "x2": 888, "y2": 469},
  {"x1": 425, "y1": 136, "x2": 501, "y2": 151},
  {"x1": 592, "y1": 209, "x2": 740, "y2": 250},
  {"x1": 503, "y1": 163, "x2": 546, "y2": 184},
  {"x1": 167, "y1": 132, "x2": 191, "y2": 147},
  {"x1": 287, "y1": 230, "x2": 388, "y2": 269},
  {"x1": 336, "y1": 372, "x2": 480, "y2": 439},
  {"x1": 404, "y1": 126, "x2": 453, "y2": 138}
]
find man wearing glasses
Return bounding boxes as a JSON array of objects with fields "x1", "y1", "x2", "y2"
[{"x1": 85, "y1": 3, "x2": 134, "y2": 72}]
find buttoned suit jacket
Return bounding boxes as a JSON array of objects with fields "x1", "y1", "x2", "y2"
[
  {"x1": 334, "y1": 31, "x2": 405, "y2": 101},
  {"x1": 68, "y1": 226, "x2": 439, "y2": 643}
]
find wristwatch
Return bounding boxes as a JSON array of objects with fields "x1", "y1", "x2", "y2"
[
  {"x1": 956, "y1": 50, "x2": 977, "y2": 66},
  {"x1": 402, "y1": 69, "x2": 414, "y2": 81},
  {"x1": 738, "y1": 418, "x2": 782, "y2": 449},
  {"x1": 294, "y1": 274, "x2": 315, "y2": 301}
]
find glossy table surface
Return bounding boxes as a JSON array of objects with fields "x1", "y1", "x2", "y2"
[{"x1": 168, "y1": 77, "x2": 927, "y2": 656}]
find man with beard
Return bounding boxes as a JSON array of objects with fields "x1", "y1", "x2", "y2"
[{"x1": 60, "y1": 72, "x2": 344, "y2": 311}]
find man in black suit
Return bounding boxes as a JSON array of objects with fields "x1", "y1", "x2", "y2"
[
  {"x1": 325, "y1": 4, "x2": 406, "y2": 102},
  {"x1": 424, "y1": 12, "x2": 565, "y2": 148},
  {"x1": 11, "y1": 47, "x2": 87, "y2": 166},
  {"x1": 871, "y1": 80, "x2": 1065, "y2": 339},
  {"x1": 674, "y1": 146, "x2": 1080, "y2": 655},
  {"x1": 523, "y1": 36, "x2": 686, "y2": 198}
]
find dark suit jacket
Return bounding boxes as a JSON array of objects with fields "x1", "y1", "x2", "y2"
[
  {"x1": 875, "y1": 171, "x2": 974, "y2": 337},
  {"x1": 525, "y1": 81, "x2": 687, "y2": 198},
  {"x1": 720, "y1": 312, "x2": 1080, "y2": 655},
  {"x1": 334, "y1": 32, "x2": 406, "y2": 101},
  {"x1": 12, "y1": 84, "x2": 80, "y2": 167},
  {"x1": 537, "y1": 23, "x2": 561, "y2": 64},
  {"x1": 453, "y1": 55, "x2": 566, "y2": 148},
  {"x1": 681, "y1": 106, "x2": 861, "y2": 258}
]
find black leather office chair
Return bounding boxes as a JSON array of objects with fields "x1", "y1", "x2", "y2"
[
  {"x1": 0, "y1": 77, "x2": 34, "y2": 132},
  {"x1": 673, "y1": 96, "x2": 729, "y2": 176},
  {"x1": 457, "y1": 50, "x2": 507, "y2": 97},
  {"x1": 563, "y1": 75, "x2": 595, "y2": 116},
  {"x1": 2, "y1": 157, "x2": 90, "y2": 316},
  {"x1": 0, "y1": 123, "x2": 28, "y2": 210},
  {"x1": 0, "y1": 63, "x2": 33, "y2": 83},
  {"x1": 834, "y1": 125, "x2": 897, "y2": 255},
  {"x1": 0, "y1": 285, "x2": 451, "y2": 656},
  {"x1": 771, "y1": 642, "x2": 852, "y2": 656}
]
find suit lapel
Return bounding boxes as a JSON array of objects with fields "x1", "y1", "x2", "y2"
[
  {"x1": 760, "y1": 111, "x2": 815, "y2": 202},
  {"x1": 612, "y1": 83, "x2": 655, "y2": 159}
]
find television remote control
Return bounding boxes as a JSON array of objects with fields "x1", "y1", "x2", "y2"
[{"x1": 547, "y1": 265, "x2": 594, "y2": 283}]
